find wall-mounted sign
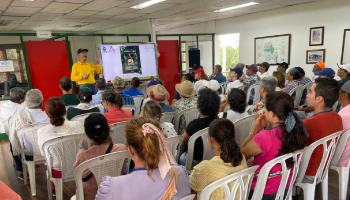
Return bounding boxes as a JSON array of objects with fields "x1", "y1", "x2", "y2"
[
  {"x1": 0, "y1": 60, "x2": 15, "y2": 72},
  {"x1": 36, "y1": 31, "x2": 52, "y2": 39}
]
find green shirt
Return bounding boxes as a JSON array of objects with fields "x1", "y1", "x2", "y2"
[
  {"x1": 66, "y1": 107, "x2": 100, "y2": 120},
  {"x1": 59, "y1": 94, "x2": 79, "y2": 106},
  {"x1": 283, "y1": 72, "x2": 286, "y2": 77}
]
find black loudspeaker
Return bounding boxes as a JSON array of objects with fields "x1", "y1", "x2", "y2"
[{"x1": 189, "y1": 49, "x2": 200, "y2": 69}]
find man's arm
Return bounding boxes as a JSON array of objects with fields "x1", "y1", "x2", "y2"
[
  {"x1": 71, "y1": 64, "x2": 83, "y2": 82},
  {"x1": 94, "y1": 57, "x2": 102, "y2": 74}
]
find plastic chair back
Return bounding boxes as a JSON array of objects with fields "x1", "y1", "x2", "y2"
[
  {"x1": 288, "y1": 85, "x2": 305, "y2": 109},
  {"x1": 233, "y1": 115, "x2": 258, "y2": 145},
  {"x1": 331, "y1": 129, "x2": 350, "y2": 166},
  {"x1": 70, "y1": 112, "x2": 100, "y2": 126},
  {"x1": 200, "y1": 166, "x2": 259, "y2": 200},
  {"x1": 166, "y1": 135, "x2": 183, "y2": 160},
  {"x1": 220, "y1": 82, "x2": 229, "y2": 95},
  {"x1": 160, "y1": 112, "x2": 177, "y2": 124},
  {"x1": 174, "y1": 107, "x2": 200, "y2": 133},
  {"x1": 122, "y1": 105, "x2": 137, "y2": 116},
  {"x1": 237, "y1": 85, "x2": 245, "y2": 91},
  {"x1": 74, "y1": 151, "x2": 130, "y2": 200},
  {"x1": 94, "y1": 103, "x2": 105, "y2": 114},
  {"x1": 109, "y1": 121, "x2": 128, "y2": 145},
  {"x1": 133, "y1": 95, "x2": 144, "y2": 116},
  {"x1": 246, "y1": 84, "x2": 261, "y2": 103},
  {"x1": 305, "y1": 82, "x2": 313, "y2": 93},
  {"x1": 179, "y1": 194, "x2": 196, "y2": 200}
]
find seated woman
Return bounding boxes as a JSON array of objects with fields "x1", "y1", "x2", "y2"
[
  {"x1": 140, "y1": 100, "x2": 177, "y2": 138},
  {"x1": 190, "y1": 118, "x2": 248, "y2": 200},
  {"x1": 240, "y1": 92, "x2": 308, "y2": 200},
  {"x1": 171, "y1": 73, "x2": 194, "y2": 107},
  {"x1": 66, "y1": 84, "x2": 100, "y2": 120},
  {"x1": 95, "y1": 117, "x2": 191, "y2": 200},
  {"x1": 102, "y1": 89, "x2": 132, "y2": 125},
  {"x1": 145, "y1": 84, "x2": 173, "y2": 113},
  {"x1": 73, "y1": 113, "x2": 127, "y2": 200},
  {"x1": 179, "y1": 88, "x2": 221, "y2": 167},
  {"x1": 272, "y1": 71, "x2": 285, "y2": 91},
  {"x1": 219, "y1": 88, "x2": 248, "y2": 123}
]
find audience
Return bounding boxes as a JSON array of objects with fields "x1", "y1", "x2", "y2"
[
  {"x1": 112, "y1": 76, "x2": 135, "y2": 105},
  {"x1": 102, "y1": 90, "x2": 132, "y2": 125},
  {"x1": 147, "y1": 76, "x2": 163, "y2": 87},
  {"x1": 219, "y1": 88, "x2": 248, "y2": 123},
  {"x1": 146, "y1": 84, "x2": 173, "y2": 113},
  {"x1": 203, "y1": 80, "x2": 224, "y2": 100},
  {"x1": 302, "y1": 78, "x2": 342, "y2": 183},
  {"x1": 179, "y1": 88, "x2": 220, "y2": 167},
  {"x1": 240, "y1": 91, "x2": 308, "y2": 199},
  {"x1": 295, "y1": 67, "x2": 312, "y2": 105},
  {"x1": 276, "y1": 62, "x2": 289, "y2": 77},
  {"x1": 235, "y1": 63, "x2": 247, "y2": 81},
  {"x1": 272, "y1": 71, "x2": 285, "y2": 91},
  {"x1": 193, "y1": 68, "x2": 209, "y2": 93},
  {"x1": 74, "y1": 113, "x2": 127, "y2": 200},
  {"x1": 139, "y1": 100, "x2": 177, "y2": 138},
  {"x1": 96, "y1": 117, "x2": 191, "y2": 200},
  {"x1": 66, "y1": 84, "x2": 100, "y2": 120},
  {"x1": 210, "y1": 64, "x2": 227, "y2": 83},
  {"x1": 123, "y1": 77, "x2": 144, "y2": 97},
  {"x1": 312, "y1": 61, "x2": 325, "y2": 81},
  {"x1": 190, "y1": 118, "x2": 248, "y2": 200},
  {"x1": 243, "y1": 64, "x2": 260, "y2": 105},
  {"x1": 284, "y1": 68, "x2": 301, "y2": 94},
  {"x1": 337, "y1": 63, "x2": 350, "y2": 84},
  {"x1": 171, "y1": 73, "x2": 195, "y2": 107},
  {"x1": 258, "y1": 62, "x2": 270, "y2": 78},
  {"x1": 90, "y1": 78, "x2": 106, "y2": 106},
  {"x1": 318, "y1": 68, "x2": 335, "y2": 79},
  {"x1": 226, "y1": 67, "x2": 243, "y2": 93},
  {"x1": 59, "y1": 76, "x2": 79, "y2": 106}
]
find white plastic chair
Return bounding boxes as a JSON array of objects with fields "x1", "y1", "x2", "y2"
[
  {"x1": 122, "y1": 105, "x2": 137, "y2": 116},
  {"x1": 330, "y1": 129, "x2": 350, "y2": 200},
  {"x1": 186, "y1": 128, "x2": 214, "y2": 173},
  {"x1": 288, "y1": 85, "x2": 305, "y2": 109},
  {"x1": 200, "y1": 166, "x2": 259, "y2": 200},
  {"x1": 133, "y1": 95, "x2": 144, "y2": 116},
  {"x1": 94, "y1": 103, "x2": 106, "y2": 114},
  {"x1": 252, "y1": 150, "x2": 305, "y2": 200},
  {"x1": 72, "y1": 151, "x2": 130, "y2": 200},
  {"x1": 233, "y1": 115, "x2": 258, "y2": 145},
  {"x1": 246, "y1": 84, "x2": 261, "y2": 104},
  {"x1": 179, "y1": 194, "x2": 196, "y2": 200},
  {"x1": 237, "y1": 85, "x2": 245, "y2": 91},
  {"x1": 16, "y1": 123, "x2": 49, "y2": 196},
  {"x1": 174, "y1": 107, "x2": 200, "y2": 133},
  {"x1": 42, "y1": 134, "x2": 89, "y2": 200},
  {"x1": 220, "y1": 82, "x2": 229, "y2": 95},
  {"x1": 166, "y1": 135, "x2": 183, "y2": 161},
  {"x1": 70, "y1": 112, "x2": 100, "y2": 125},
  {"x1": 294, "y1": 131, "x2": 342, "y2": 200},
  {"x1": 109, "y1": 121, "x2": 128, "y2": 145},
  {"x1": 160, "y1": 112, "x2": 177, "y2": 124},
  {"x1": 305, "y1": 82, "x2": 314, "y2": 94}
]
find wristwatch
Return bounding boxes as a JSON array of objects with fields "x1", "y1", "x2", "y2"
[{"x1": 248, "y1": 132, "x2": 254, "y2": 136}]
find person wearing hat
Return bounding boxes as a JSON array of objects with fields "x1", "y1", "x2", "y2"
[
  {"x1": 193, "y1": 68, "x2": 209, "y2": 94},
  {"x1": 146, "y1": 76, "x2": 163, "y2": 87},
  {"x1": 146, "y1": 84, "x2": 173, "y2": 113},
  {"x1": 295, "y1": 67, "x2": 312, "y2": 105},
  {"x1": 203, "y1": 80, "x2": 225, "y2": 101},
  {"x1": 173, "y1": 80, "x2": 197, "y2": 134},
  {"x1": 74, "y1": 113, "x2": 127, "y2": 200},
  {"x1": 112, "y1": 76, "x2": 134, "y2": 106},
  {"x1": 171, "y1": 73, "x2": 195, "y2": 107},
  {"x1": 257, "y1": 62, "x2": 270, "y2": 78},
  {"x1": 318, "y1": 68, "x2": 336, "y2": 79},
  {"x1": 312, "y1": 61, "x2": 325, "y2": 81},
  {"x1": 276, "y1": 62, "x2": 289, "y2": 77},
  {"x1": 66, "y1": 84, "x2": 100, "y2": 120},
  {"x1": 209, "y1": 64, "x2": 227, "y2": 83},
  {"x1": 337, "y1": 63, "x2": 350, "y2": 83},
  {"x1": 226, "y1": 67, "x2": 243, "y2": 94},
  {"x1": 243, "y1": 64, "x2": 261, "y2": 105},
  {"x1": 71, "y1": 48, "x2": 102, "y2": 95}
]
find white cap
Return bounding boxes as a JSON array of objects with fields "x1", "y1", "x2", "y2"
[
  {"x1": 337, "y1": 63, "x2": 350, "y2": 72},
  {"x1": 203, "y1": 80, "x2": 220, "y2": 91}
]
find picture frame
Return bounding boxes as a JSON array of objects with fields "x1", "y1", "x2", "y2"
[
  {"x1": 306, "y1": 49, "x2": 325, "y2": 64},
  {"x1": 309, "y1": 26, "x2": 324, "y2": 46},
  {"x1": 341, "y1": 29, "x2": 350, "y2": 64}
]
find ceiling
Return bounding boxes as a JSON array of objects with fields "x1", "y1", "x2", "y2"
[{"x1": 0, "y1": 0, "x2": 322, "y2": 32}]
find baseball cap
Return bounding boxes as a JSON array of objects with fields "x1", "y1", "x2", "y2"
[
  {"x1": 80, "y1": 84, "x2": 93, "y2": 93},
  {"x1": 193, "y1": 68, "x2": 205, "y2": 75},
  {"x1": 147, "y1": 77, "x2": 163, "y2": 87},
  {"x1": 339, "y1": 76, "x2": 350, "y2": 88},
  {"x1": 318, "y1": 68, "x2": 335, "y2": 79},
  {"x1": 203, "y1": 80, "x2": 220, "y2": 91},
  {"x1": 341, "y1": 78, "x2": 350, "y2": 93},
  {"x1": 84, "y1": 113, "x2": 109, "y2": 138},
  {"x1": 257, "y1": 62, "x2": 270, "y2": 69},
  {"x1": 277, "y1": 62, "x2": 289, "y2": 69},
  {"x1": 246, "y1": 64, "x2": 258, "y2": 72},
  {"x1": 77, "y1": 48, "x2": 88, "y2": 54},
  {"x1": 316, "y1": 61, "x2": 325, "y2": 70},
  {"x1": 230, "y1": 67, "x2": 243, "y2": 77},
  {"x1": 337, "y1": 63, "x2": 350, "y2": 72},
  {"x1": 112, "y1": 76, "x2": 125, "y2": 89}
]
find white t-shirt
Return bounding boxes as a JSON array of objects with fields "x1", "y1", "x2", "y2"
[
  {"x1": 226, "y1": 80, "x2": 243, "y2": 93},
  {"x1": 259, "y1": 72, "x2": 270, "y2": 79},
  {"x1": 0, "y1": 101, "x2": 22, "y2": 135},
  {"x1": 218, "y1": 110, "x2": 248, "y2": 123}
]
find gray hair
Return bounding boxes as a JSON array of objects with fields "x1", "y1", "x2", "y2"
[
  {"x1": 25, "y1": 89, "x2": 44, "y2": 109},
  {"x1": 236, "y1": 63, "x2": 245, "y2": 69},
  {"x1": 215, "y1": 64, "x2": 222, "y2": 73},
  {"x1": 260, "y1": 77, "x2": 277, "y2": 93},
  {"x1": 10, "y1": 88, "x2": 26, "y2": 103}
]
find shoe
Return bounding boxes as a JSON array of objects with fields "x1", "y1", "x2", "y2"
[
  {"x1": 52, "y1": 189, "x2": 56, "y2": 197},
  {"x1": 17, "y1": 172, "x2": 24, "y2": 180}
]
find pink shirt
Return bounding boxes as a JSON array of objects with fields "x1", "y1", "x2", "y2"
[{"x1": 337, "y1": 104, "x2": 350, "y2": 167}]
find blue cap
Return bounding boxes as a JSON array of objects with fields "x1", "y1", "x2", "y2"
[
  {"x1": 314, "y1": 71, "x2": 321, "y2": 75},
  {"x1": 230, "y1": 67, "x2": 243, "y2": 77},
  {"x1": 318, "y1": 68, "x2": 335, "y2": 78}
]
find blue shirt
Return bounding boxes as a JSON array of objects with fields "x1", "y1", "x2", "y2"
[
  {"x1": 211, "y1": 73, "x2": 227, "y2": 83},
  {"x1": 123, "y1": 87, "x2": 144, "y2": 97},
  {"x1": 173, "y1": 90, "x2": 181, "y2": 100},
  {"x1": 117, "y1": 91, "x2": 135, "y2": 105},
  {"x1": 160, "y1": 103, "x2": 173, "y2": 113},
  {"x1": 90, "y1": 90, "x2": 105, "y2": 106}
]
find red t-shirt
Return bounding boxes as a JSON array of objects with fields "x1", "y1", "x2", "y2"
[
  {"x1": 103, "y1": 108, "x2": 132, "y2": 125},
  {"x1": 303, "y1": 111, "x2": 343, "y2": 176}
]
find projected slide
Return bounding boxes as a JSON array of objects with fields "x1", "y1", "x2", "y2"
[{"x1": 120, "y1": 46, "x2": 141, "y2": 74}]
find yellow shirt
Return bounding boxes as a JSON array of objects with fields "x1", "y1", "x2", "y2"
[
  {"x1": 71, "y1": 61, "x2": 102, "y2": 85},
  {"x1": 189, "y1": 155, "x2": 248, "y2": 200}
]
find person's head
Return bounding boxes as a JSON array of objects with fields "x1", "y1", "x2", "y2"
[
  {"x1": 338, "y1": 79, "x2": 350, "y2": 108},
  {"x1": 259, "y1": 77, "x2": 277, "y2": 98},
  {"x1": 147, "y1": 84, "x2": 170, "y2": 103},
  {"x1": 208, "y1": 118, "x2": 243, "y2": 167},
  {"x1": 131, "y1": 77, "x2": 141, "y2": 88},
  {"x1": 25, "y1": 89, "x2": 44, "y2": 109},
  {"x1": 59, "y1": 76, "x2": 73, "y2": 93},
  {"x1": 277, "y1": 62, "x2": 288, "y2": 73},
  {"x1": 235, "y1": 63, "x2": 245, "y2": 70},
  {"x1": 197, "y1": 88, "x2": 220, "y2": 117},
  {"x1": 102, "y1": 89, "x2": 123, "y2": 110},
  {"x1": 140, "y1": 100, "x2": 162, "y2": 120},
  {"x1": 227, "y1": 88, "x2": 246, "y2": 113},
  {"x1": 337, "y1": 63, "x2": 350, "y2": 79},
  {"x1": 318, "y1": 68, "x2": 335, "y2": 79},
  {"x1": 77, "y1": 48, "x2": 88, "y2": 61},
  {"x1": 175, "y1": 80, "x2": 196, "y2": 98},
  {"x1": 112, "y1": 76, "x2": 125, "y2": 91},
  {"x1": 78, "y1": 84, "x2": 93, "y2": 103},
  {"x1": 229, "y1": 67, "x2": 243, "y2": 79},
  {"x1": 147, "y1": 77, "x2": 163, "y2": 87},
  {"x1": 258, "y1": 62, "x2": 270, "y2": 73},
  {"x1": 285, "y1": 69, "x2": 292, "y2": 81},
  {"x1": 203, "y1": 80, "x2": 220, "y2": 92},
  {"x1": 193, "y1": 68, "x2": 206, "y2": 80},
  {"x1": 84, "y1": 113, "x2": 110, "y2": 145},
  {"x1": 45, "y1": 97, "x2": 66, "y2": 126},
  {"x1": 96, "y1": 78, "x2": 107, "y2": 91},
  {"x1": 307, "y1": 78, "x2": 339, "y2": 110},
  {"x1": 264, "y1": 91, "x2": 307, "y2": 168},
  {"x1": 9, "y1": 87, "x2": 26, "y2": 104},
  {"x1": 290, "y1": 68, "x2": 303, "y2": 80},
  {"x1": 313, "y1": 61, "x2": 325, "y2": 72},
  {"x1": 294, "y1": 67, "x2": 306, "y2": 79},
  {"x1": 272, "y1": 71, "x2": 285, "y2": 88},
  {"x1": 213, "y1": 64, "x2": 222, "y2": 75},
  {"x1": 181, "y1": 73, "x2": 195, "y2": 83},
  {"x1": 245, "y1": 64, "x2": 258, "y2": 76}
]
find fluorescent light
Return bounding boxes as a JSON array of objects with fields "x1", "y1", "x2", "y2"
[
  {"x1": 131, "y1": 0, "x2": 166, "y2": 9},
  {"x1": 214, "y1": 2, "x2": 259, "y2": 12}
]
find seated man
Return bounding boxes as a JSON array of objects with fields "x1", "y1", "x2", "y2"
[
  {"x1": 284, "y1": 68, "x2": 301, "y2": 94},
  {"x1": 257, "y1": 62, "x2": 270, "y2": 78},
  {"x1": 312, "y1": 61, "x2": 325, "y2": 81},
  {"x1": 123, "y1": 77, "x2": 144, "y2": 97},
  {"x1": 302, "y1": 78, "x2": 343, "y2": 183},
  {"x1": 146, "y1": 84, "x2": 173, "y2": 113},
  {"x1": 226, "y1": 67, "x2": 243, "y2": 93},
  {"x1": 295, "y1": 67, "x2": 312, "y2": 105},
  {"x1": 209, "y1": 64, "x2": 227, "y2": 83},
  {"x1": 59, "y1": 76, "x2": 79, "y2": 106},
  {"x1": 90, "y1": 78, "x2": 106, "y2": 106},
  {"x1": 243, "y1": 64, "x2": 260, "y2": 105},
  {"x1": 112, "y1": 76, "x2": 134, "y2": 105},
  {"x1": 276, "y1": 62, "x2": 289, "y2": 77}
]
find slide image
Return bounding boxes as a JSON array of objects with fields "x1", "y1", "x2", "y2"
[{"x1": 120, "y1": 46, "x2": 142, "y2": 74}]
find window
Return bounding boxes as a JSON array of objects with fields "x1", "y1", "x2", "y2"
[{"x1": 219, "y1": 33, "x2": 240, "y2": 77}]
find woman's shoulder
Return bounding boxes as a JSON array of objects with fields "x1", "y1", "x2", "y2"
[{"x1": 111, "y1": 143, "x2": 127, "y2": 152}]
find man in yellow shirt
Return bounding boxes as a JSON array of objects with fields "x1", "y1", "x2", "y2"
[{"x1": 71, "y1": 48, "x2": 102, "y2": 94}]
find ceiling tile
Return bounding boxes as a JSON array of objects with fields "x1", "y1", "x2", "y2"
[
  {"x1": 109, "y1": 13, "x2": 146, "y2": 20},
  {"x1": 97, "y1": 7, "x2": 135, "y2": 16},
  {"x1": 133, "y1": 3, "x2": 178, "y2": 14},
  {"x1": 0, "y1": 16, "x2": 28, "y2": 22},
  {"x1": 21, "y1": 20, "x2": 49, "y2": 26},
  {"x1": 3, "y1": 7, "x2": 42, "y2": 17},
  {"x1": 10, "y1": 0, "x2": 53, "y2": 8},
  {"x1": 78, "y1": 15, "x2": 111, "y2": 22},
  {"x1": 64, "y1": 10, "x2": 100, "y2": 18},
  {"x1": 40, "y1": 2, "x2": 84, "y2": 14},
  {"x1": 55, "y1": 0, "x2": 94, "y2": 3},
  {"x1": 79, "y1": 0, "x2": 128, "y2": 11},
  {"x1": 28, "y1": 13, "x2": 62, "y2": 21},
  {"x1": 118, "y1": 0, "x2": 151, "y2": 8},
  {"x1": 0, "y1": 0, "x2": 12, "y2": 11}
]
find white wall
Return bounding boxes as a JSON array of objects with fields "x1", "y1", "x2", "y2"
[{"x1": 69, "y1": 36, "x2": 98, "y2": 64}]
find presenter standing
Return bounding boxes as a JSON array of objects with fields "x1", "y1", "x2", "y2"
[{"x1": 71, "y1": 48, "x2": 102, "y2": 94}]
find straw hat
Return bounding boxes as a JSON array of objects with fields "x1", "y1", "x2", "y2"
[
  {"x1": 175, "y1": 80, "x2": 196, "y2": 98},
  {"x1": 146, "y1": 84, "x2": 170, "y2": 103}
]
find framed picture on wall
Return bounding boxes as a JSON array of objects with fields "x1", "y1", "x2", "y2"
[
  {"x1": 341, "y1": 29, "x2": 350, "y2": 64},
  {"x1": 306, "y1": 49, "x2": 325, "y2": 64},
  {"x1": 309, "y1": 26, "x2": 324, "y2": 46}
]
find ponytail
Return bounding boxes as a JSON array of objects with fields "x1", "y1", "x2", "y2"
[
  {"x1": 143, "y1": 134, "x2": 160, "y2": 178},
  {"x1": 102, "y1": 89, "x2": 123, "y2": 108},
  {"x1": 221, "y1": 136, "x2": 243, "y2": 167}
]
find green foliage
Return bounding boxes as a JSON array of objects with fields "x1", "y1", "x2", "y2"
[{"x1": 219, "y1": 43, "x2": 240, "y2": 72}]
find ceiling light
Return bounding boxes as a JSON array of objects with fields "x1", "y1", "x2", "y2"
[
  {"x1": 131, "y1": 0, "x2": 166, "y2": 9},
  {"x1": 214, "y1": 2, "x2": 259, "y2": 12}
]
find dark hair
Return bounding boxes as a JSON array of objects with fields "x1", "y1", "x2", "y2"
[
  {"x1": 197, "y1": 88, "x2": 220, "y2": 117},
  {"x1": 78, "y1": 90, "x2": 92, "y2": 103},
  {"x1": 84, "y1": 113, "x2": 110, "y2": 145},
  {"x1": 59, "y1": 76, "x2": 72, "y2": 92},
  {"x1": 290, "y1": 68, "x2": 303, "y2": 80},
  {"x1": 142, "y1": 100, "x2": 162, "y2": 120},
  {"x1": 184, "y1": 73, "x2": 195, "y2": 82},
  {"x1": 209, "y1": 119, "x2": 243, "y2": 167},
  {"x1": 102, "y1": 89, "x2": 123, "y2": 108},
  {"x1": 265, "y1": 92, "x2": 307, "y2": 168},
  {"x1": 227, "y1": 89, "x2": 246, "y2": 113},
  {"x1": 272, "y1": 71, "x2": 285, "y2": 88},
  {"x1": 45, "y1": 97, "x2": 66, "y2": 126},
  {"x1": 131, "y1": 77, "x2": 141, "y2": 88},
  {"x1": 314, "y1": 78, "x2": 340, "y2": 108},
  {"x1": 215, "y1": 65, "x2": 222, "y2": 73},
  {"x1": 96, "y1": 78, "x2": 107, "y2": 90},
  {"x1": 295, "y1": 67, "x2": 305, "y2": 76},
  {"x1": 9, "y1": 87, "x2": 26, "y2": 103}
]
